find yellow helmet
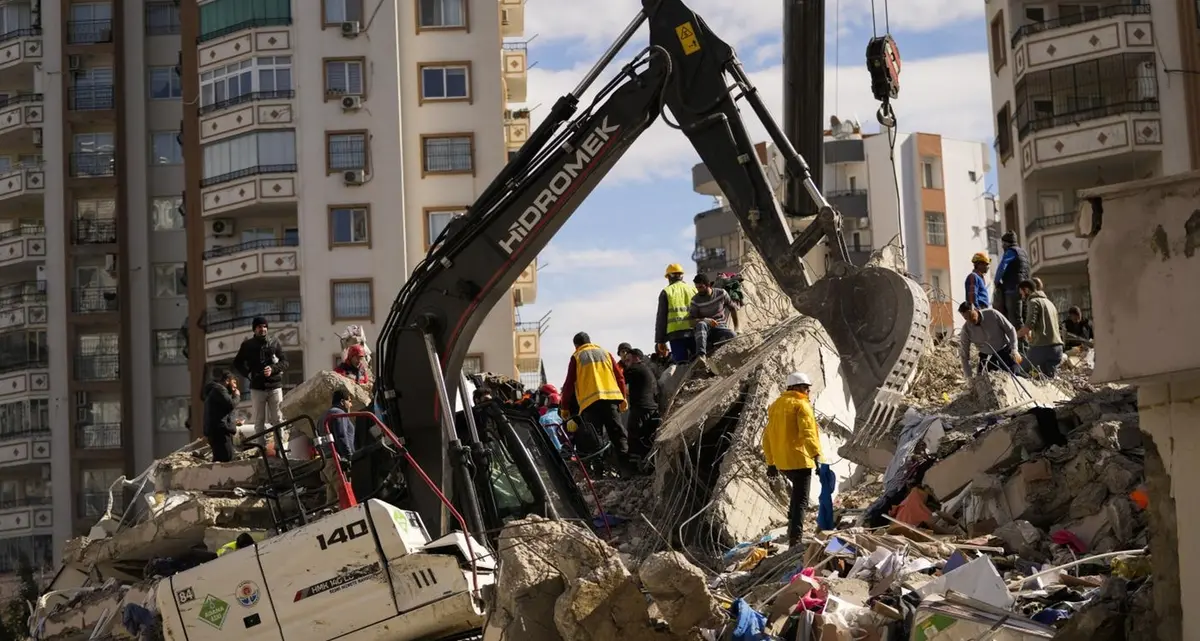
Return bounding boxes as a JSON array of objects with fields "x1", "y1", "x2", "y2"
[
  {"x1": 664, "y1": 263, "x2": 685, "y2": 277},
  {"x1": 971, "y1": 252, "x2": 991, "y2": 265}
]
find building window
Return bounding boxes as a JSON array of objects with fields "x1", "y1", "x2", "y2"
[
  {"x1": 426, "y1": 207, "x2": 465, "y2": 246},
  {"x1": 152, "y1": 196, "x2": 184, "y2": 231},
  {"x1": 155, "y1": 397, "x2": 190, "y2": 431},
  {"x1": 199, "y1": 56, "x2": 292, "y2": 111},
  {"x1": 202, "y1": 130, "x2": 297, "y2": 184},
  {"x1": 462, "y1": 353, "x2": 483, "y2": 375},
  {"x1": 329, "y1": 206, "x2": 370, "y2": 247},
  {"x1": 0, "y1": 3, "x2": 32, "y2": 36},
  {"x1": 257, "y1": 56, "x2": 293, "y2": 93},
  {"x1": 146, "y1": 1, "x2": 180, "y2": 34},
  {"x1": 924, "y1": 212, "x2": 947, "y2": 246},
  {"x1": 153, "y1": 263, "x2": 186, "y2": 298},
  {"x1": 151, "y1": 131, "x2": 183, "y2": 165},
  {"x1": 324, "y1": 0, "x2": 362, "y2": 24},
  {"x1": 921, "y1": 158, "x2": 937, "y2": 189},
  {"x1": 418, "y1": 0, "x2": 467, "y2": 29},
  {"x1": 996, "y1": 103, "x2": 1013, "y2": 161},
  {"x1": 154, "y1": 330, "x2": 187, "y2": 365},
  {"x1": 990, "y1": 10, "x2": 1006, "y2": 73},
  {"x1": 419, "y1": 63, "x2": 470, "y2": 103},
  {"x1": 421, "y1": 134, "x2": 473, "y2": 175},
  {"x1": 198, "y1": 0, "x2": 291, "y2": 42},
  {"x1": 148, "y1": 66, "x2": 182, "y2": 99},
  {"x1": 331, "y1": 280, "x2": 373, "y2": 321},
  {"x1": 327, "y1": 132, "x2": 368, "y2": 172},
  {"x1": 968, "y1": 170, "x2": 977, "y2": 182},
  {"x1": 324, "y1": 58, "x2": 365, "y2": 97}
]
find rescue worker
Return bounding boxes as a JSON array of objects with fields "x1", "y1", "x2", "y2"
[
  {"x1": 965, "y1": 252, "x2": 991, "y2": 310},
  {"x1": 762, "y1": 372, "x2": 823, "y2": 547},
  {"x1": 958, "y1": 301, "x2": 1022, "y2": 378},
  {"x1": 654, "y1": 264, "x2": 697, "y2": 364},
  {"x1": 689, "y1": 273, "x2": 738, "y2": 371},
  {"x1": 202, "y1": 368, "x2": 240, "y2": 463},
  {"x1": 561, "y1": 332, "x2": 633, "y2": 474},
  {"x1": 1062, "y1": 306, "x2": 1093, "y2": 349},
  {"x1": 216, "y1": 532, "x2": 255, "y2": 556},
  {"x1": 993, "y1": 232, "x2": 1031, "y2": 337},
  {"x1": 334, "y1": 344, "x2": 370, "y2": 385},
  {"x1": 233, "y1": 316, "x2": 289, "y2": 432},
  {"x1": 621, "y1": 348, "x2": 660, "y2": 459},
  {"x1": 1017, "y1": 280, "x2": 1064, "y2": 377},
  {"x1": 320, "y1": 389, "x2": 356, "y2": 460}
]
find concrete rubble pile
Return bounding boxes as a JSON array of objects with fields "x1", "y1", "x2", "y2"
[{"x1": 27, "y1": 372, "x2": 371, "y2": 641}]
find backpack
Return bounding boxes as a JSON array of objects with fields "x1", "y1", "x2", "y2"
[{"x1": 715, "y1": 272, "x2": 745, "y2": 306}]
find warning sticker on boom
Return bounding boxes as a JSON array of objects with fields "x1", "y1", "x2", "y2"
[{"x1": 675, "y1": 22, "x2": 700, "y2": 55}]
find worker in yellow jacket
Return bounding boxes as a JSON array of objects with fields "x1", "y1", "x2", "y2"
[
  {"x1": 561, "y1": 332, "x2": 633, "y2": 474},
  {"x1": 762, "y1": 372, "x2": 822, "y2": 546}
]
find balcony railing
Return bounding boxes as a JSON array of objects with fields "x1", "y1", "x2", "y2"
[
  {"x1": 1011, "y1": 4, "x2": 1151, "y2": 47},
  {"x1": 201, "y1": 163, "x2": 297, "y2": 188},
  {"x1": 515, "y1": 321, "x2": 542, "y2": 334},
  {"x1": 1025, "y1": 212, "x2": 1078, "y2": 237},
  {"x1": 76, "y1": 423, "x2": 121, "y2": 449},
  {"x1": 205, "y1": 311, "x2": 299, "y2": 333},
  {"x1": 72, "y1": 287, "x2": 119, "y2": 314},
  {"x1": 0, "y1": 94, "x2": 42, "y2": 109},
  {"x1": 203, "y1": 237, "x2": 299, "y2": 260},
  {"x1": 502, "y1": 41, "x2": 528, "y2": 51},
  {"x1": 76, "y1": 354, "x2": 119, "y2": 382},
  {"x1": 0, "y1": 357, "x2": 47, "y2": 375},
  {"x1": 67, "y1": 19, "x2": 113, "y2": 45},
  {"x1": 69, "y1": 152, "x2": 116, "y2": 178},
  {"x1": 198, "y1": 89, "x2": 295, "y2": 116},
  {"x1": 0, "y1": 496, "x2": 50, "y2": 510},
  {"x1": 0, "y1": 224, "x2": 44, "y2": 241},
  {"x1": 0, "y1": 281, "x2": 45, "y2": 308},
  {"x1": 68, "y1": 85, "x2": 115, "y2": 111},
  {"x1": 79, "y1": 491, "x2": 108, "y2": 518},
  {"x1": 198, "y1": 15, "x2": 293, "y2": 43},
  {"x1": 0, "y1": 27, "x2": 41, "y2": 44},
  {"x1": 1016, "y1": 100, "x2": 1159, "y2": 140},
  {"x1": 71, "y1": 219, "x2": 117, "y2": 244}
]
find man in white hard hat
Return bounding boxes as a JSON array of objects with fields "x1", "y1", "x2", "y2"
[{"x1": 762, "y1": 371, "x2": 823, "y2": 546}]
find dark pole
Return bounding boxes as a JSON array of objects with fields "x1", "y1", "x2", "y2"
[{"x1": 783, "y1": 0, "x2": 825, "y2": 216}]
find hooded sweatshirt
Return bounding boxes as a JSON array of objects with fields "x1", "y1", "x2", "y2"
[{"x1": 201, "y1": 381, "x2": 238, "y2": 439}]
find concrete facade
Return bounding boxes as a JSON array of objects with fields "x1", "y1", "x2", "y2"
[{"x1": 986, "y1": 0, "x2": 1200, "y2": 325}]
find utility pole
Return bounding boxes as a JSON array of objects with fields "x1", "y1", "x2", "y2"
[{"x1": 783, "y1": 0, "x2": 825, "y2": 217}]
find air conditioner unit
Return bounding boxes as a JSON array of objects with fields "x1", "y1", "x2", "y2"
[
  {"x1": 343, "y1": 169, "x2": 365, "y2": 185},
  {"x1": 856, "y1": 218, "x2": 870, "y2": 230},
  {"x1": 104, "y1": 253, "x2": 118, "y2": 273},
  {"x1": 341, "y1": 95, "x2": 363, "y2": 111},
  {"x1": 68, "y1": 55, "x2": 82, "y2": 71},
  {"x1": 208, "y1": 291, "x2": 234, "y2": 310},
  {"x1": 208, "y1": 218, "x2": 235, "y2": 237},
  {"x1": 340, "y1": 21, "x2": 361, "y2": 37},
  {"x1": 31, "y1": 128, "x2": 41, "y2": 147}
]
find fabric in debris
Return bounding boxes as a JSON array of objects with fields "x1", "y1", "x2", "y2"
[
  {"x1": 729, "y1": 598, "x2": 769, "y2": 641},
  {"x1": 123, "y1": 604, "x2": 156, "y2": 636},
  {"x1": 817, "y1": 463, "x2": 836, "y2": 531},
  {"x1": 890, "y1": 487, "x2": 934, "y2": 528},
  {"x1": 1050, "y1": 529, "x2": 1088, "y2": 554}
]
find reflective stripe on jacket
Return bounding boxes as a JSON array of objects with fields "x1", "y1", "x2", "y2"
[
  {"x1": 663, "y1": 281, "x2": 697, "y2": 335},
  {"x1": 216, "y1": 540, "x2": 238, "y2": 557},
  {"x1": 571, "y1": 343, "x2": 624, "y2": 413},
  {"x1": 761, "y1": 390, "x2": 822, "y2": 471}
]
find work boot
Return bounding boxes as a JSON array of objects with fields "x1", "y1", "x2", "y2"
[{"x1": 694, "y1": 355, "x2": 716, "y2": 377}]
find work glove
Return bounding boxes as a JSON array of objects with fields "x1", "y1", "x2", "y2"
[
  {"x1": 766, "y1": 465, "x2": 779, "y2": 479},
  {"x1": 1011, "y1": 351, "x2": 1023, "y2": 365},
  {"x1": 655, "y1": 343, "x2": 669, "y2": 358}
]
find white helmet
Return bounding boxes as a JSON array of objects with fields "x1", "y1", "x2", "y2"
[{"x1": 786, "y1": 372, "x2": 812, "y2": 387}]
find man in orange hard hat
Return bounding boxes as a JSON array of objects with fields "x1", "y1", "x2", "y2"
[
  {"x1": 654, "y1": 263, "x2": 697, "y2": 364},
  {"x1": 965, "y1": 252, "x2": 991, "y2": 311}
]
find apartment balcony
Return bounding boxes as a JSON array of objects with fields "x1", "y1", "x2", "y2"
[
  {"x1": 198, "y1": 19, "x2": 291, "y2": 73},
  {"x1": 1025, "y1": 211, "x2": 1089, "y2": 274},
  {"x1": 693, "y1": 245, "x2": 733, "y2": 274},
  {"x1": 0, "y1": 362, "x2": 47, "y2": 403},
  {"x1": 0, "y1": 165, "x2": 43, "y2": 203},
  {"x1": 67, "y1": 85, "x2": 116, "y2": 120},
  {"x1": 824, "y1": 139, "x2": 865, "y2": 164},
  {"x1": 72, "y1": 287, "x2": 119, "y2": 315},
  {"x1": 502, "y1": 42, "x2": 528, "y2": 103},
  {"x1": 75, "y1": 354, "x2": 119, "y2": 383},
  {"x1": 0, "y1": 28, "x2": 43, "y2": 79},
  {"x1": 504, "y1": 109, "x2": 530, "y2": 151},
  {"x1": 0, "y1": 226, "x2": 45, "y2": 270},
  {"x1": 204, "y1": 312, "x2": 301, "y2": 360},
  {"x1": 500, "y1": 0, "x2": 524, "y2": 37},
  {"x1": 828, "y1": 189, "x2": 868, "y2": 218},
  {"x1": 75, "y1": 423, "x2": 121, "y2": 450},
  {"x1": 513, "y1": 261, "x2": 537, "y2": 306},
  {"x1": 202, "y1": 239, "x2": 300, "y2": 290},
  {"x1": 0, "y1": 94, "x2": 42, "y2": 144},
  {"x1": 514, "y1": 322, "x2": 540, "y2": 373},
  {"x1": 69, "y1": 152, "x2": 116, "y2": 179},
  {"x1": 1011, "y1": 4, "x2": 1152, "y2": 81},
  {"x1": 0, "y1": 425, "x2": 49, "y2": 468},
  {"x1": 71, "y1": 219, "x2": 117, "y2": 245},
  {"x1": 66, "y1": 19, "x2": 113, "y2": 46},
  {"x1": 200, "y1": 164, "x2": 298, "y2": 218},
  {"x1": 199, "y1": 91, "x2": 296, "y2": 143},
  {"x1": 0, "y1": 281, "x2": 46, "y2": 332},
  {"x1": 0, "y1": 496, "x2": 52, "y2": 534}
]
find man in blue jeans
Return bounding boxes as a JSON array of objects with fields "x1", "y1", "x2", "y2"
[{"x1": 689, "y1": 273, "x2": 739, "y2": 372}]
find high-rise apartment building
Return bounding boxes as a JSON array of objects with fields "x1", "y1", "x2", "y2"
[
  {"x1": 0, "y1": 0, "x2": 533, "y2": 574},
  {"x1": 693, "y1": 122, "x2": 995, "y2": 336},
  {"x1": 986, "y1": 0, "x2": 1200, "y2": 318}
]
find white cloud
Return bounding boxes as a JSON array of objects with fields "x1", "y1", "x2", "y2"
[
  {"x1": 524, "y1": 0, "x2": 984, "y2": 52},
  {"x1": 516, "y1": 52, "x2": 993, "y2": 185},
  {"x1": 537, "y1": 244, "x2": 674, "y2": 275}
]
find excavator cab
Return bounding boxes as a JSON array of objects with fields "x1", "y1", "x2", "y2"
[{"x1": 375, "y1": 0, "x2": 929, "y2": 541}]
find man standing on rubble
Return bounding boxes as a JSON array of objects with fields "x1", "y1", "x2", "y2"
[
  {"x1": 202, "y1": 369, "x2": 241, "y2": 463},
  {"x1": 655, "y1": 264, "x2": 697, "y2": 363},
  {"x1": 689, "y1": 273, "x2": 739, "y2": 373},
  {"x1": 621, "y1": 348, "x2": 660, "y2": 458},
  {"x1": 1017, "y1": 280, "x2": 1065, "y2": 377},
  {"x1": 762, "y1": 372, "x2": 823, "y2": 547},
  {"x1": 965, "y1": 253, "x2": 991, "y2": 310},
  {"x1": 233, "y1": 316, "x2": 289, "y2": 432},
  {"x1": 958, "y1": 301, "x2": 1022, "y2": 378},
  {"x1": 561, "y1": 332, "x2": 634, "y2": 474},
  {"x1": 993, "y1": 232, "x2": 1031, "y2": 335}
]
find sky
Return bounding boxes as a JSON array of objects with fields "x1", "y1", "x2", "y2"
[{"x1": 510, "y1": 0, "x2": 997, "y2": 383}]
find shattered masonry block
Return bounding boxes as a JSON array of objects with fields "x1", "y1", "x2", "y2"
[
  {"x1": 40, "y1": 581, "x2": 155, "y2": 641},
  {"x1": 925, "y1": 422, "x2": 1025, "y2": 501},
  {"x1": 637, "y1": 552, "x2": 724, "y2": 633},
  {"x1": 279, "y1": 370, "x2": 373, "y2": 439},
  {"x1": 1002, "y1": 459, "x2": 1051, "y2": 521}
]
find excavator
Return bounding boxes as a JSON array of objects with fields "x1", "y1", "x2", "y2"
[{"x1": 143, "y1": 2, "x2": 924, "y2": 640}]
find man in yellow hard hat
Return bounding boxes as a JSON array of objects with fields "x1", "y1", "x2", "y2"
[
  {"x1": 654, "y1": 263, "x2": 697, "y2": 363},
  {"x1": 965, "y1": 252, "x2": 991, "y2": 311}
]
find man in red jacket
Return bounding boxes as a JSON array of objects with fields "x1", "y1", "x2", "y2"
[{"x1": 334, "y1": 344, "x2": 370, "y2": 384}]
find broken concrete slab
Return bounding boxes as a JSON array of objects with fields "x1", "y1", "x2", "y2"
[
  {"x1": 38, "y1": 581, "x2": 154, "y2": 641},
  {"x1": 637, "y1": 552, "x2": 723, "y2": 633},
  {"x1": 924, "y1": 422, "x2": 1026, "y2": 501},
  {"x1": 279, "y1": 370, "x2": 373, "y2": 440}
]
